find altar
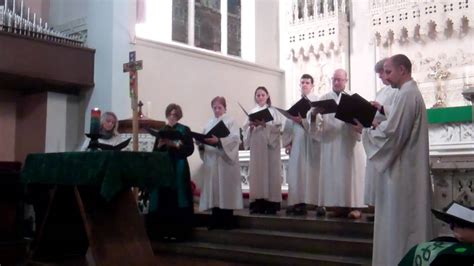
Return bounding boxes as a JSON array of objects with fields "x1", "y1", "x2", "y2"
[
  {"x1": 428, "y1": 105, "x2": 474, "y2": 237},
  {"x1": 21, "y1": 151, "x2": 177, "y2": 265}
]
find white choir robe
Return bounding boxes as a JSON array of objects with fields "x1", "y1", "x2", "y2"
[
  {"x1": 309, "y1": 90, "x2": 365, "y2": 208},
  {"x1": 282, "y1": 94, "x2": 320, "y2": 206},
  {"x1": 80, "y1": 134, "x2": 123, "y2": 151},
  {"x1": 363, "y1": 80, "x2": 432, "y2": 266},
  {"x1": 363, "y1": 85, "x2": 398, "y2": 206},
  {"x1": 243, "y1": 105, "x2": 283, "y2": 203},
  {"x1": 198, "y1": 114, "x2": 243, "y2": 212}
]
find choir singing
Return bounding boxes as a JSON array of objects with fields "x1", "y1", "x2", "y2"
[{"x1": 94, "y1": 54, "x2": 432, "y2": 266}]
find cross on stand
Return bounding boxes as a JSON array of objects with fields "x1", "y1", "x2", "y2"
[{"x1": 123, "y1": 51, "x2": 143, "y2": 151}]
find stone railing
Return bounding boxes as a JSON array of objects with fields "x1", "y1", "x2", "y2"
[{"x1": 238, "y1": 149, "x2": 290, "y2": 193}]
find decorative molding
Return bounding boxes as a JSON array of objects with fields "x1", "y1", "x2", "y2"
[
  {"x1": 429, "y1": 122, "x2": 474, "y2": 156},
  {"x1": 370, "y1": 0, "x2": 472, "y2": 46}
]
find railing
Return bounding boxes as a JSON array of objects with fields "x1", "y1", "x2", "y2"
[{"x1": 0, "y1": 1, "x2": 84, "y2": 47}]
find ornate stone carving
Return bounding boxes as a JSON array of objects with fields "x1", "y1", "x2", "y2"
[
  {"x1": 120, "y1": 133, "x2": 155, "y2": 152},
  {"x1": 431, "y1": 156, "x2": 474, "y2": 236},
  {"x1": 239, "y1": 149, "x2": 289, "y2": 192},
  {"x1": 370, "y1": 0, "x2": 473, "y2": 107},
  {"x1": 429, "y1": 122, "x2": 474, "y2": 156},
  {"x1": 428, "y1": 62, "x2": 451, "y2": 108}
]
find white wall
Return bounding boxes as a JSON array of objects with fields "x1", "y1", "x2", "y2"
[
  {"x1": 134, "y1": 38, "x2": 284, "y2": 173},
  {"x1": 255, "y1": 0, "x2": 280, "y2": 68},
  {"x1": 47, "y1": 0, "x2": 87, "y2": 27},
  {"x1": 45, "y1": 92, "x2": 68, "y2": 153},
  {"x1": 85, "y1": 0, "x2": 133, "y2": 126},
  {"x1": 348, "y1": 0, "x2": 376, "y2": 100}
]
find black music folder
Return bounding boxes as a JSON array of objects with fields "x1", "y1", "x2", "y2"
[
  {"x1": 90, "y1": 137, "x2": 132, "y2": 151},
  {"x1": 335, "y1": 93, "x2": 377, "y2": 127},
  {"x1": 276, "y1": 97, "x2": 312, "y2": 119},
  {"x1": 239, "y1": 103, "x2": 274, "y2": 123},
  {"x1": 146, "y1": 127, "x2": 182, "y2": 140},
  {"x1": 431, "y1": 201, "x2": 474, "y2": 228},
  {"x1": 191, "y1": 120, "x2": 230, "y2": 146},
  {"x1": 311, "y1": 99, "x2": 338, "y2": 114}
]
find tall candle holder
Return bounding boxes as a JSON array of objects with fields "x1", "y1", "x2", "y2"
[
  {"x1": 85, "y1": 133, "x2": 104, "y2": 151},
  {"x1": 86, "y1": 108, "x2": 102, "y2": 151}
]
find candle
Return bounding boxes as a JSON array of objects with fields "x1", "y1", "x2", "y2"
[
  {"x1": 90, "y1": 108, "x2": 101, "y2": 134},
  {"x1": 147, "y1": 101, "x2": 152, "y2": 117}
]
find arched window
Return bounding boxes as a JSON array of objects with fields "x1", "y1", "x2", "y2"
[{"x1": 137, "y1": 0, "x2": 242, "y2": 58}]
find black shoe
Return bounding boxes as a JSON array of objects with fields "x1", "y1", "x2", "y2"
[
  {"x1": 250, "y1": 199, "x2": 265, "y2": 214},
  {"x1": 293, "y1": 207, "x2": 307, "y2": 216},
  {"x1": 264, "y1": 201, "x2": 278, "y2": 215},
  {"x1": 286, "y1": 205, "x2": 296, "y2": 215},
  {"x1": 265, "y1": 208, "x2": 277, "y2": 215},
  {"x1": 316, "y1": 206, "x2": 326, "y2": 217}
]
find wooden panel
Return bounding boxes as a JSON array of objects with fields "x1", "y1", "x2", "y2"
[
  {"x1": 118, "y1": 118, "x2": 166, "y2": 134},
  {"x1": 0, "y1": 31, "x2": 95, "y2": 90},
  {"x1": 15, "y1": 92, "x2": 47, "y2": 163},
  {"x1": 0, "y1": 90, "x2": 17, "y2": 161}
]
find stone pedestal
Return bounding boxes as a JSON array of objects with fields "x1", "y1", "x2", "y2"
[
  {"x1": 431, "y1": 155, "x2": 474, "y2": 236},
  {"x1": 430, "y1": 90, "x2": 473, "y2": 237}
]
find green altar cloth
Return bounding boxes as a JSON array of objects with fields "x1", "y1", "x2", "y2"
[
  {"x1": 399, "y1": 241, "x2": 474, "y2": 266},
  {"x1": 427, "y1": 106, "x2": 472, "y2": 124},
  {"x1": 21, "y1": 151, "x2": 176, "y2": 202}
]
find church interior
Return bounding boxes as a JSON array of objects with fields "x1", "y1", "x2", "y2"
[{"x1": 0, "y1": 0, "x2": 473, "y2": 265}]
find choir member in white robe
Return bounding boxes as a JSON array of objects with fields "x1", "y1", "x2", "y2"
[
  {"x1": 282, "y1": 74, "x2": 320, "y2": 215},
  {"x1": 243, "y1": 86, "x2": 283, "y2": 215},
  {"x1": 80, "y1": 111, "x2": 123, "y2": 150},
  {"x1": 197, "y1": 96, "x2": 243, "y2": 229},
  {"x1": 309, "y1": 69, "x2": 366, "y2": 218},
  {"x1": 363, "y1": 59, "x2": 398, "y2": 207},
  {"x1": 357, "y1": 55, "x2": 432, "y2": 266}
]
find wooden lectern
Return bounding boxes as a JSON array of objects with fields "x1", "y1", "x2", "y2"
[{"x1": 118, "y1": 101, "x2": 165, "y2": 134}]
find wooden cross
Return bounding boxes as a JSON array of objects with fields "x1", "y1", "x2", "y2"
[{"x1": 123, "y1": 51, "x2": 143, "y2": 151}]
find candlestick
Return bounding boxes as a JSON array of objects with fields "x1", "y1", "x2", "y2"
[
  {"x1": 147, "y1": 101, "x2": 152, "y2": 117},
  {"x1": 90, "y1": 108, "x2": 101, "y2": 134}
]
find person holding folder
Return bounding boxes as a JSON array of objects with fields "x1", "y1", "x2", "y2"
[
  {"x1": 243, "y1": 86, "x2": 282, "y2": 215},
  {"x1": 309, "y1": 69, "x2": 366, "y2": 219},
  {"x1": 196, "y1": 96, "x2": 243, "y2": 229},
  {"x1": 363, "y1": 58, "x2": 398, "y2": 220},
  {"x1": 282, "y1": 74, "x2": 320, "y2": 216},
  {"x1": 354, "y1": 54, "x2": 432, "y2": 266},
  {"x1": 80, "y1": 111, "x2": 123, "y2": 151},
  {"x1": 146, "y1": 103, "x2": 195, "y2": 241}
]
